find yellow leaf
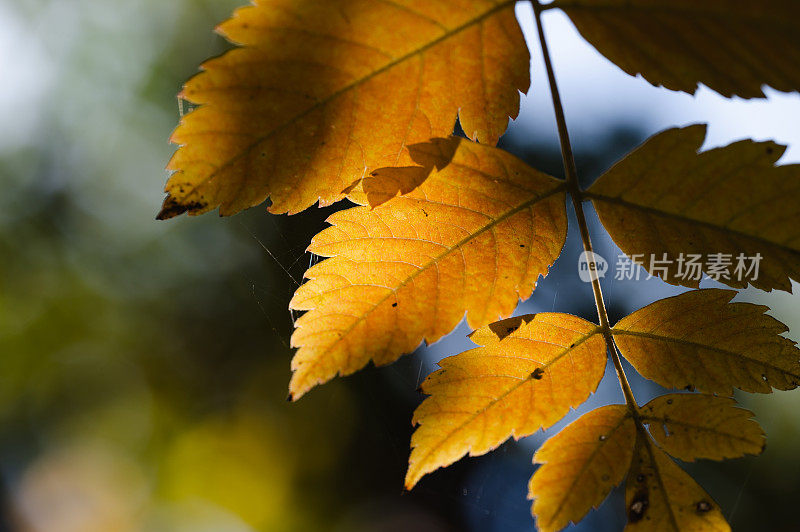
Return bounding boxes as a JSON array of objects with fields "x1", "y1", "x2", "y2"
[
  {"x1": 587, "y1": 124, "x2": 800, "y2": 291},
  {"x1": 639, "y1": 394, "x2": 765, "y2": 462},
  {"x1": 530, "y1": 405, "x2": 636, "y2": 532},
  {"x1": 405, "y1": 312, "x2": 606, "y2": 489},
  {"x1": 289, "y1": 139, "x2": 567, "y2": 399},
  {"x1": 159, "y1": 0, "x2": 529, "y2": 218},
  {"x1": 612, "y1": 289, "x2": 800, "y2": 395},
  {"x1": 625, "y1": 433, "x2": 729, "y2": 531},
  {"x1": 552, "y1": 0, "x2": 800, "y2": 98}
]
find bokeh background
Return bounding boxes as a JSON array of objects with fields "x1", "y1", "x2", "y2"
[{"x1": 2, "y1": 1, "x2": 799, "y2": 531}]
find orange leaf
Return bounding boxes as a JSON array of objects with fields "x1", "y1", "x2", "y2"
[
  {"x1": 587, "y1": 124, "x2": 800, "y2": 292},
  {"x1": 530, "y1": 405, "x2": 636, "y2": 532},
  {"x1": 405, "y1": 313, "x2": 606, "y2": 489},
  {"x1": 639, "y1": 394, "x2": 765, "y2": 462},
  {"x1": 159, "y1": 0, "x2": 529, "y2": 218},
  {"x1": 552, "y1": 0, "x2": 800, "y2": 98},
  {"x1": 289, "y1": 139, "x2": 567, "y2": 399},
  {"x1": 612, "y1": 289, "x2": 800, "y2": 395}
]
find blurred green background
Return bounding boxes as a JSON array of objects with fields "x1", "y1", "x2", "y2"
[{"x1": 1, "y1": 1, "x2": 799, "y2": 531}]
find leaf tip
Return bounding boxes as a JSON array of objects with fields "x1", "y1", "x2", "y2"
[
  {"x1": 156, "y1": 194, "x2": 210, "y2": 220},
  {"x1": 403, "y1": 467, "x2": 421, "y2": 491}
]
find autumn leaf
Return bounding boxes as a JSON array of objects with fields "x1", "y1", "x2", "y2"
[
  {"x1": 586, "y1": 124, "x2": 800, "y2": 291},
  {"x1": 405, "y1": 313, "x2": 606, "y2": 489},
  {"x1": 639, "y1": 394, "x2": 765, "y2": 462},
  {"x1": 612, "y1": 289, "x2": 800, "y2": 395},
  {"x1": 289, "y1": 138, "x2": 567, "y2": 399},
  {"x1": 159, "y1": 0, "x2": 529, "y2": 218},
  {"x1": 625, "y1": 433, "x2": 729, "y2": 531},
  {"x1": 551, "y1": 0, "x2": 800, "y2": 98},
  {"x1": 160, "y1": 1, "x2": 800, "y2": 527},
  {"x1": 530, "y1": 405, "x2": 636, "y2": 532}
]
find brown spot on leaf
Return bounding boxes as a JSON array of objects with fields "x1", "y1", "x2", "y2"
[
  {"x1": 629, "y1": 489, "x2": 649, "y2": 523},
  {"x1": 531, "y1": 367, "x2": 545, "y2": 380},
  {"x1": 695, "y1": 500, "x2": 712, "y2": 513}
]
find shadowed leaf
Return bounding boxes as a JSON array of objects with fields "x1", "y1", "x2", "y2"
[
  {"x1": 358, "y1": 136, "x2": 460, "y2": 207},
  {"x1": 289, "y1": 139, "x2": 567, "y2": 399},
  {"x1": 640, "y1": 394, "x2": 765, "y2": 462},
  {"x1": 625, "y1": 433, "x2": 729, "y2": 531},
  {"x1": 530, "y1": 405, "x2": 636, "y2": 532},
  {"x1": 553, "y1": 0, "x2": 800, "y2": 98},
  {"x1": 405, "y1": 313, "x2": 606, "y2": 489},
  {"x1": 587, "y1": 124, "x2": 800, "y2": 292},
  {"x1": 612, "y1": 289, "x2": 800, "y2": 395},
  {"x1": 160, "y1": 0, "x2": 529, "y2": 218}
]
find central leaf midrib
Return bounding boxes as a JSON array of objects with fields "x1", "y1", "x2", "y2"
[
  {"x1": 640, "y1": 435, "x2": 681, "y2": 531},
  {"x1": 612, "y1": 328, "x2": 800, "y2": 379},
  {"x1": 586, "y1": 192, "x2": 800, "y2": 257},
  {"x1": 184, "y1": 0, "x2": 519, "y2": 197},
  {"x1": 639, "y1": 415, "x2": 761, "y2": 444}
]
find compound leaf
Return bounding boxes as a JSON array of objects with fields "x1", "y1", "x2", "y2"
[
  {"x1": 552, "y1": 0, "x2": 800, "y2": 98},
  {"x1": 612, "y1": 289, "x2": 800, "y2": 395},
  {"x1": 159, "y1": 0, "x2": 529, "y2": 218},
  {"x1": 290, "y1": 139, "x2": 567, "y2": 399},
  {"x1": 405, "y1": 312, "x2": 606, "y2": 489},
  {"x1": 530, "y1": 405, "x2": 636, "y2": 532},
  {"x1": 587, "y1": 124, "x2": 800, "y2": 292},
  {"x1": 625, "y1": 433, "x2": 729, "y2": 531},
  {"x1": 640, "y1": 394, "x2": 765, "y2": 462}
]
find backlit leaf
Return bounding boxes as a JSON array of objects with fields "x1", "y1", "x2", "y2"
[
  {"x1": 530, "y1": 405, "x2": 636, "y2": 532},
  {"x1": 552, "y1": 0, "x2": 800, "y2": 98},
  {"x1": 639, "y1": 394, "x2": 765, "y2": 462},
  {"x1": 612, "y1": 289, "x2": 800, "y2": 395},
  {"x1": 587, "y1": 124, "x2": 800, "y2": 291},
  {"x1": 405, "y1": 313, "x2": 606, "y2": 489},
  {"x1": 159, "y1": 0, "x2": 529, "y2": 218},
  {"x1": 625, "y1": 434, "x2": 729, "y2": 531},
  {"x1": 289, "y1": 139, "x2": 567, "y2": 399}
]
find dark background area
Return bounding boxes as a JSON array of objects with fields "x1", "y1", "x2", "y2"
[{"x1": 1, "y1": 1, "x2": 799, "y2": 531}]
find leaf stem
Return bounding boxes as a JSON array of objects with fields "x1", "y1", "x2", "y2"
[{"x1": 531, "y1": 0, "x2": 638, "y2": 410}]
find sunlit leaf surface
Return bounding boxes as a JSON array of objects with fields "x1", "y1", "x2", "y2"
[
  {"x1": 588, "y1": 124, "x2": 800, "y2": 292},
  {"x1": 289, "y1": 139, "x2": 567, "y2": 399},
  {"x1": 160, "y1": 0, "x2": 529, "y2": 218},
  {"x1": 406, "y1": 313, "x2": 606, "y2": 488},
  {"x1": 612, "y1": 289, "x2": 800, "y2": 394},
  {"x1": 530, "y1": 405, "x2": 636, "y2": 532}
]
